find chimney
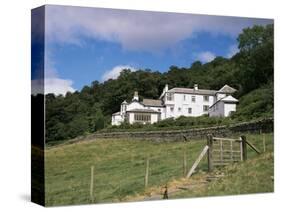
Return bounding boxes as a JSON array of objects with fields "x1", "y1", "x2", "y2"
[
  {"x1": 194, "y1": 84, "x2": 198, "y2": 90},
  {"x1": 165, "y1": 84, "x2": 169, "y2": 92},
  {"x1": 132, "y1": 91, "x2": 139, "y2": 101}
]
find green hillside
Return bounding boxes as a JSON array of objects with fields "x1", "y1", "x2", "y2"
[{"x1": 43, "y1": 132, "x2": 273, "y2": 206}]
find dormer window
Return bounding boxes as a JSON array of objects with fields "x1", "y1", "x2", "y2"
[{"x1": 167, "y1": 93, "x2": 174, "y2": 101}]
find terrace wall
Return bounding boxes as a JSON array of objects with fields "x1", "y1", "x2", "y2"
[{"x1": 79, "y1": 118, "x2": 273, "y2": 142}]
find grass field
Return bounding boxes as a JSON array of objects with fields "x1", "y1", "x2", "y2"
[
  {"x1": 43, "y1": 133, "x2": 273, "y2": 206},
  {"x1": 168, "y1": 151, "x2": 274, "y2": 199}
]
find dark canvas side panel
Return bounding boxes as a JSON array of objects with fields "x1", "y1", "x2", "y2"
[{"x1": 31, "y1": 5, "x2": 45, "y2": 206}]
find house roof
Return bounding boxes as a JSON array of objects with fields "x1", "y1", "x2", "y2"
[
  {"x1": 142, "y1": 99, "x2": 163, "y2": 107},
  {"x1": 217, "y1": 85, "x2": 237, "y2": 94},
  {"x1": 112, "y1": 111, "x2": 121, "y2": 116},
  {"x1": 126, "y1": 108, "x2": 161, "y2": 113},
  {"x1": 167, "y1": 87, "x2": 217, "y2": 95},
  {"x1": 166, "y1": 84, "x2": 237, "y2": 96},
  {"x1": 220, "y1": 95, "x2": 239, "y2": 103},
  {"x1": 210, "y1": 95, "x2": 238, "y2": 108}
]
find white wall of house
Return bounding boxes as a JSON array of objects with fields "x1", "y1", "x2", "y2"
[
  {"x1": 112, "y1": 114, "x2": 123, "y2": 125},
  {"x1": 209, "y1": 101, "x2": 225, "y2": 117},
  {"x1": 147, "y1": 106, "x2": 165, "y2": 120},
  {"x1": 127, "y1": 102, "x2": 145, "y2": 111},
  {"x1": 120, "y1": 103, "x2": 127, "y2": 116},
  {"x1": 164, "y1": 93, "x2": 215, "y2": 118},
  {"x1": 224, "y1": 103, "x2": 236, "y2": 117},
  {"x1": 151, "y1": 113, "x2": 159, "y2": 124},
  {"x1": 165, "y1": 104, "x2": 174, "y2": 119},
  {"x1": 128, "y1": 113, "x2": 134, "y2": 124}
]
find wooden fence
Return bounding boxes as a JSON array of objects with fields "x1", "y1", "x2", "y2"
[
  {"x1": 88, "y1": 133, "x2": 269, "y2": 201},
  {"x1": 207, "y1": 135, "x2": 246, "y2": 172},
  {"x1": 187, "y1": 134, "x2": 261, "y2": 178}
]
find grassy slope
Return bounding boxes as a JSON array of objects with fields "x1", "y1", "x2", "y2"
[
  {"x1": 44, "y1": 133, "x2": 273, "y2": 206},
  {"x1": 170, "y1": 151, "x2": 273, "y2": 199}
]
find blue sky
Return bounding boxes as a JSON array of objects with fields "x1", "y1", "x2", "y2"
[{"x1": 42, "y1": 5, "x2": 273, "y2": 95}]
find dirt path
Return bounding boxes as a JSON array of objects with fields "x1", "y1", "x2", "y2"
[{"x1": 125, "y1": 171, "x2": 225, "y2": 202}]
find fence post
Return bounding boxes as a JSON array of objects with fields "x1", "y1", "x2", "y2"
[
  {"x1": 183, "y1": 148, "x2": 187, "y2": 176},
  {"x1": 241, "y1": 136, "x2": 247, "y2": 161},
  {"x1": 144, "y1": 158, "x2": 149, "y2": 188},
  {"x1": 163, "y1": 184, "x2": 169, "y2": 199},
  {"x1": 90, "y1": 166, "x2": 95, "y2": 202},
  {"x1": 207, "y1": 134, "x2": 213, "y2": 172},
  {"x1": 263, "y1": 133, "x2": 266, "y2": 152},
  {"x1": 186, "y1": 145, "x2": 209, "y2": 178}
]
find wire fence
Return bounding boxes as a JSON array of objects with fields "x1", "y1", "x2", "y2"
[
  {"x1": 88, "y1": 142, "x2": 209, "y2": 203},
  {"x1": 87, "y1": 132, "x2": 273, "y2": 203}
]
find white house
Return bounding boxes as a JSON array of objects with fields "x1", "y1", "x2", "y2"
[
  {"x1": 209, "y1": 85, "x2": 239, "y2": 117},
  {"x1": 111, "y1": 84, "x2": 238, "y2": 125}
]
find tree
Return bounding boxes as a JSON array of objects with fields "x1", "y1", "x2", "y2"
[
  {"x1": 94, "y1": 109, "x2": 105, "y2": 131},
  {"x1": 237, "y1": 24, "x2": 273, "y2": 94},
  {"x1": 67, "y1": 115, "x2": 89, "y2": 138},
  {"x1": 190, "y1": 61, "x2": 202, "y2": 69}
]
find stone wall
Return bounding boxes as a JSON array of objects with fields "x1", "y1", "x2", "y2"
[{"x1": 80, "y1": 118, "x2": 273, "y2": 142}]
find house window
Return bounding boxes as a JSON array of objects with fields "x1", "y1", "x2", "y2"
[
  {"x1": 167, "y1": 93, "x2": 174, "y2": 101},
  {"x1": 192, "y1": 96, "x2": 196, "y2": 102},
  {"x1": 183, "y1": 95, "x2": 186, "y2": 101},
  {"x1": 158, "y1": 109, "x2": 161, "y2": 112},
  {"x1": 203, "y1": 105, "x2": 209, "y2": 112},
  {"x1": 178, "y1": 107, "x2": 181, "y2": 112},
  {"x1": 204, "y1": 95, "x2": 209, "y2": 102},
  {"x1": 134, "y1": 113, "x2": 151, "y2": 123},
  {"x1": 170, "y1": 107, "x2": 174, "y2": 113},
  {"x1": 188, "y1": 108, "x2": 192, "y2": 114}
]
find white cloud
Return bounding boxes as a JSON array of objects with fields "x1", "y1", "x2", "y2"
[
  {"x1": 45, "y1": 78, "x2": 75, "y2": 95},
  {"x1": 45, "y1": 52, "x2": 76, "y2": 95},
  {"x1": 45, "y1": 5, "x2": 272, "y2": 52},
  {"x1": 32, "y1": 51, "x2": 76, "y2": 96},
  {"x1": 102, "y1": 65, "x2": 136, "y2": 81},
  {"x1": 196, "y1": 51, "x2": 216, "y2": 63},
  {"x1": 32, "y1": 78, "x2": 75, "y2": 96},
  {"x1": 226, "y1": 44, "x2": 239, "y2": 58}
]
